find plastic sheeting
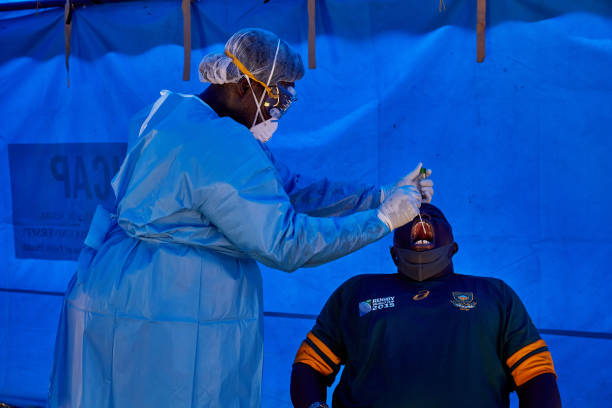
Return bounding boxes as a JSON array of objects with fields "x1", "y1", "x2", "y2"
[{"x1": 0, "y1": 0, "x2": 611, "y2": 406}]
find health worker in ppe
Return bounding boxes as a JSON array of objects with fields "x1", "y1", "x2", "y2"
[{"x1": 48, "y1": 28, "x2": 433, "y2": 408}]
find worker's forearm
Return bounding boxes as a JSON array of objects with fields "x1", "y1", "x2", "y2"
[
  {"x1": 290, "y1": 363, "x2": 327, "y2": 408},
  {"x1": 517, "y1": 373, "x2": 561, "y2": 408}
]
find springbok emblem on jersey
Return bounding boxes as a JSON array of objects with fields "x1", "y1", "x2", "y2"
[{"x1": 451, "y1": 292, "x2": 477, "y2": 311}]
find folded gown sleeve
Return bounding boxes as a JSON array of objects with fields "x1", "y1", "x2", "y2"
[
  {"x1": 117, "y1": 104, "x2": 389, "y2": 272},
  {"x1": 260, "y1": 143, "x2": 382, "y2": 217},
  {"x1": 192, "y1": 124, "x2": 388, "y2": 271}
]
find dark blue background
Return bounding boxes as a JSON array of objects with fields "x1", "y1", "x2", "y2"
[
  {"x1": 0, "y1": 0, "x2": 610, "y2": 406},
  {"x1": 8, "y1": 143, "x2": 126, "y2": 260}
]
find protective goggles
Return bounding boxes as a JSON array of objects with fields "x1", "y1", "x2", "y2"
[{"x1": 263, "y1": 84, "x2": 297, "y2": 117}]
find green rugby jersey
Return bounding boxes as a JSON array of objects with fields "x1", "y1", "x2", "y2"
[{"x1": 294, "y1": 272, "x2": 556, "y2": 408}]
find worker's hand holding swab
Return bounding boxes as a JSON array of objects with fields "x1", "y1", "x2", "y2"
[
  {"x1": 381, "y1": 162, "x2": 434, "y2": 204},
  {"x1": 377, "y1": 185, "x2": 422, "y2": 231}
]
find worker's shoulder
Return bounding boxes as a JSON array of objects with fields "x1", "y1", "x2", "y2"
[
  {"x1": 156, "y1": 91, "x2": 255, "y2": 147},
  {"x1": 149, "y1": 91, "x2": 230, "y2": 130},
  {"x1": 172, "y1": 92, "x2": 233, "y2": 128}
]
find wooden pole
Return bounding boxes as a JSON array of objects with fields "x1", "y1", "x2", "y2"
[
  {"x1": 182, "y1": 0, "x2": 192, "y2": 80},
  {"x1": 308, "y1": 0, "x2": 316, "y2": 69},
  {"x1": 477, "y1": 0, "x2": 486, "y2": 63}
]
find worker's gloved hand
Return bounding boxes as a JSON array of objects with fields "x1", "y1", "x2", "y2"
[
  {"x1": 381, "y1": 163, "x2": 434, "y2": 204},
  {"x1": 377, "y1": 185, "x2": 422, "y2": 231},
  {"x1": 418, "y1": 175, "x2": 433, "y2": 203}
]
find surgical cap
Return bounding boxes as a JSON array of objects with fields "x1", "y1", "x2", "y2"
[{"x1": 199, "y1": 28, "x2": 304, "y2": 86}]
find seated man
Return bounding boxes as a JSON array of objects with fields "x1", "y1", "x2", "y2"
[{"x1": 290, "y1": 203, "x2": 561, "y2": 408}]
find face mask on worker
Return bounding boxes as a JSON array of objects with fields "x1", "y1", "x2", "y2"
[
  {"x1": 223, "y1": 37, "x2": 298, "y2": 143},
  {"x1": 390, "y1": 242, "x2": 457, "y2": 282},
  {"x1": 248, "y1": 84, "x2": 297, "y2": 143}
]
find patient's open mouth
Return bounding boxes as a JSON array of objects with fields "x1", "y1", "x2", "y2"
[{"x1": 410, "y1": 219, "x2": 434, "y2": 251}]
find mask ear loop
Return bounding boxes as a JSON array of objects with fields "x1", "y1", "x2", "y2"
[
  {"x1": 249, "y1": 39, "x2": 281, "y2": 128},
  {"x1": 244, "y1": 76, "x2": 261, "y2": 127}
]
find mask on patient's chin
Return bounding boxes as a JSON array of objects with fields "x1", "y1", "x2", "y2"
[{"x1": 391, "y1": 242, "x2": 457, "y2": 282}]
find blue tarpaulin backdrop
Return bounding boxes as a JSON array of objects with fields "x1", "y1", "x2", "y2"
[{"x1": 1, "y1": 0, "x2": 611, "y2": 406}]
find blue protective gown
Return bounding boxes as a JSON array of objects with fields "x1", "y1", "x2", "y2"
[{"x1": 48, "y1": 91, "x2": 388, "y2": 408}]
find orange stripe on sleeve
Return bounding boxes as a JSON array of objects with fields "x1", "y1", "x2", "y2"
[
  {"x1": 294, "y1": 341, "x2": 334, "y2": 376},
  {"x1": 506, "y1": 339, "x2": 547, "y2": 368},
  {"x1": 307, "y1": 332, "x2": 341, "y2": 365},
  {"x1": 506, "y1": 339, "x2": 557, "y2": 387}
]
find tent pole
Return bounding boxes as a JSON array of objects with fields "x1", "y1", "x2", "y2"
[
  {"x1": 0, "y1": 0, "x2": 139, "y2": 12},
  {"x1": 477, "y1": 0, "x2": 486, "y2": 62}
]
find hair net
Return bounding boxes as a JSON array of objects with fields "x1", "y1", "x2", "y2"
[{"x1": 199, "y1": 28, "x2": 304, "y2": 86}]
